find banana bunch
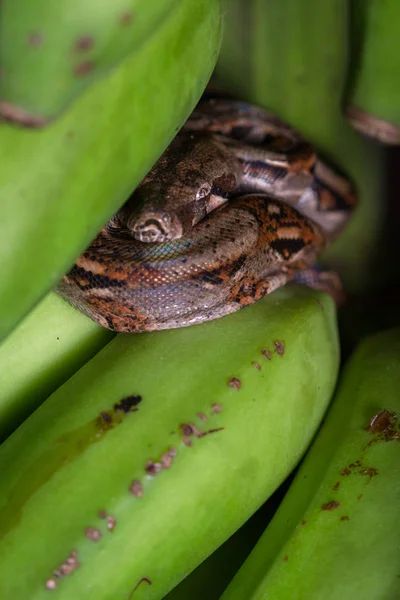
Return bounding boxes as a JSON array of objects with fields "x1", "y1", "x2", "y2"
[
  {"x1": 346, "y1": 0, "x2": 400, "y2": 145},
  {"x1": 0, "y1": 0, "x2": 179, "y2": 123},
  {"x1": 221, "y1": 327, "x2": 400, "y2": 599},
  {"x1": 0, "y1": 286, "x2": 339, "y2": 599},
  {"x1": 0, "y1": 0, "x2": 223, "y2": 341}
]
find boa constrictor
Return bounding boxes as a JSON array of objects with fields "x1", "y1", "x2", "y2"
[{"x1": 57, "y1": 98, "x2": 356, "y2": 332}]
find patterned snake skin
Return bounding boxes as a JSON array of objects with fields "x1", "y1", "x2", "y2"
[{"x1": 56, "y1": 98, "x2": 357, "y2": 332}]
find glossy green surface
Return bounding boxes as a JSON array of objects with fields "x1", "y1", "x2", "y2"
[
  {"x1": 223, "y1": 328, "x2": 400, "y2": 600},
  {"x1": 0, "y1": 0, "x2": 179, "y2": 120},
  {"x1": 0, "y1": 0, "x2": 223, "y2": 341},
  {"x1": 0, "y1": 286, "x2": 339, "y2": 599},
  {"x1": 0, "y1": 293, "x2": 114, "y2": 443}
]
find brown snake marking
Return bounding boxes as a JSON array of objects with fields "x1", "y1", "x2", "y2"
[{"x1": 56, "y1": 98, "x2": 357, "y2": 332}]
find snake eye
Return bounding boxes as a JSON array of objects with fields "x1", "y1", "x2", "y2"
[{"x1": 196, "y1": 183, "x2": 211, "y2": 200}]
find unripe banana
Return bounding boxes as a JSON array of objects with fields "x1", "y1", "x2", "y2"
[
  {"x1": 0, "y1": 0, "x2": 178, "y2": 124},
  {"x1": 346, "y1": 0, "x2": 400, "y2": 145},
  {"x1": 222, "y1": 327, "x2": 400, "y2": 600},
  {"x1": 0, "y1": 292, "x2": 114, "y2": 443},
  {"x1": 214, "y1": 0, "x2": 385, "y2": 294},
  {"x1": 0, "y1": 286, "x2": 339, "y2": 600},
  {"x1": 0, "y1": 0, "x2": 223, "y2": 341}
]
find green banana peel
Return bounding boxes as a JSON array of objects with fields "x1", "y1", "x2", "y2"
[
  {"x1": 0, "y1": 292, "x2": 114, "y2": 444},
  {"x1": 222, "y1": 327, "x2": 400, "y2": 600},
  {"x1": 347, "y1": 0, "x2": 400, "y2": 144},
  {"x1": 0, "y1": 0, "x2": 223, "y2": 341},
  {"x1": 0, "y1": 286, "x2": 339, "y2": 599},
  {"x1": 214, "y1": 0, "x2": 385, "y2": 294},
  {"x1": 0, "y1": 0, "x2": 179, "y2": 124}
]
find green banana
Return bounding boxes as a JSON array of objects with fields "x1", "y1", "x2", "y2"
[
  {"x1": 0, "y1": 0, "x2": 178, "y2": 124},
  {"x1": 346, "y1": 0, "x2": 400, "y2": 144},
  {"x1": 0, "y1": 0, "x2": 222, "y2": 342},
  {"x1": 214, "y1": 0, "x2": 385, "y2": 294},
  {"x1": 0, "y1": 292, "x2": 114, "y2": 444},
  {"x1": 222, "y1": 327, "x2": 400, "y2": 600},
  {"x1": 0, "y1": 285, "x2": 339, "y2": 599}
]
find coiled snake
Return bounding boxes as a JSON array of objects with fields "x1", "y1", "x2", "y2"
[{"x1": 57, "y1": 98, "x2": 356, "y2": 332}]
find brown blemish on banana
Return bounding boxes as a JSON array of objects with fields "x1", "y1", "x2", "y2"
[
  {"x1": 74, "y1": 61, "x2": 94, "y2": 77},
  {"x1": 145, "y1": 461, "x2": 162, "y2": 476},
  {"x1": 128, "y1": 577, "x2": 152, "y2": 598},
  {"x1": 106, "y1": 516, "x2": 116, "y2": 531},
  {"x1": 75, "y1": 36, "x2": 94, "y2": 52},
  {"x1": 198, "y1": 427, "x2": 225, "y2": 437},
  {"x1": 261, "y1": 348, "x2": 272, "y2": 360},
  {"x1": 161, "y1": 453, "x2": 173, "y2": 469},
  {"x1": 114, "y1": 395, "x2": 142, "y2": 413},
  {"x1": 333, "y1": 481, "x2": 340, "y2": 491},
  {"x1": 366, "y1": 409, "x2": 399, "y2": 444},
  {"x1": 197, "y1": 412, "x2": 208, "y2": 422},
  {"x1": 359, "y1": 466, "x2": 378, "y2": 478},
  {"x1": 120, "y1": 11, "x2": 134, "y2": 26},
  {"x1": 129, "y1": 480, "x2": 143, "y2": 497},
  {"x1": 341, "y1": 516, "x2": 349, "y2": 521},
  {"x1": 321, "y1": 500, "x2": 340, "y2": 511},
  {"x1": 46, "y1": 550, "x2": 80, "y2": 589},
  {"x1": 0, "y1": 102, "x2": 48, "y2": 127},
  {"x1": 28, "y1": 31, "x2": 44, "y2": 47},
  {"x1": 212, "y1": 403, "x2": 222, "y2": 414},
  {"x1": 85, "y1": 527, "x2": 101, "y2": 541},
  {"x1": 274, "y1": 340, "x2": 285, "y2": 355},
  {"x1": 252, "y1": 362, "x2": 262, "y2": 371},
  {"x1": 228, "y1": 377, "x2": 241, "y2": 390},
  {"x1": 283, "y1": 555, "x2": 289, "y2": 562}
]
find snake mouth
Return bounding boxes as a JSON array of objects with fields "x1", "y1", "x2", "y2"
[{"x1": 128, "y1": 212, "x2": 183, "y2": 243}]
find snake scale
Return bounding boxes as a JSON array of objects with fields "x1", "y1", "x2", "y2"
[{"x1": 56, "y1": 97, "x2": 357, "y2": 332}]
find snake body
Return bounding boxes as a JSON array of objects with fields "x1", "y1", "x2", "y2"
[{"x1": 57, "y1": 98, "x2": 356, "y2": 332}]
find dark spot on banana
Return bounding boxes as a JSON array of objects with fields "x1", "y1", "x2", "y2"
[
  {"x1": 85, "y1": 527, "x2": 101, "y2": 541},
  {"x1": 341, "y1": 516, "x2": 350, "y2": 521},
  {"x1": 359, "y1": 466, "x2": 379, "y2": 478},
  {"x1": 261, "y1": 348, "x2": 272, "y2": 360},
  {"x1": 114, "y1": 395, "x2": 142, "y2": 413},
  {"x1": 228, "y1": 377, "x2": 241, "y2": 390},
  {"x1": 321, "y1": 500, "x2": 340, "y2": 511},
  {"x1": 274, "y1": 340, "x2": 285, "y2": 355},
  {"x1": 252, "y1": 361, "x2": 261, "y2": 370},
  {"x1": 145, "y1": 461, "x2": 162, "y2": 476},
  {"x1": 129, "y1": 480, "x2": 143, "y2": 497},
  {"x1": 75, "y1": 36, "x2": 94, "y2": 52},
  {"x1": 211, "y1": 403, "x2": 222, "y2": 414},
  {"x1": 28, "y1": 31, "x2": 43, "y2": 47},
  {"x1": 120, "y1": 11, "x2": 134, "y2": 26},
  {"x1": 180, "y1": 423, "x2": 201, "y2": 437},
  {"x1": 283, "y1": 555, "x2": 289, "y2": 562},
  {"x1": 332, "y1": 481, "x2": 340, "y2": 491},
  {"x1": 161, "y1": 453, "x2": 173, "y2": 469},
  {"x1": 106, "y1": 516, "x2": 116, "y2": 531},
  {"x1": 198, "y1": 427, "x2": 224, "y2": 437},
  {"x1": 74, "y1": 61, "x2": 94, "y2": 77},
  {"x1": 197, "y1": 412, "x2": 208, "y2": 422}
]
